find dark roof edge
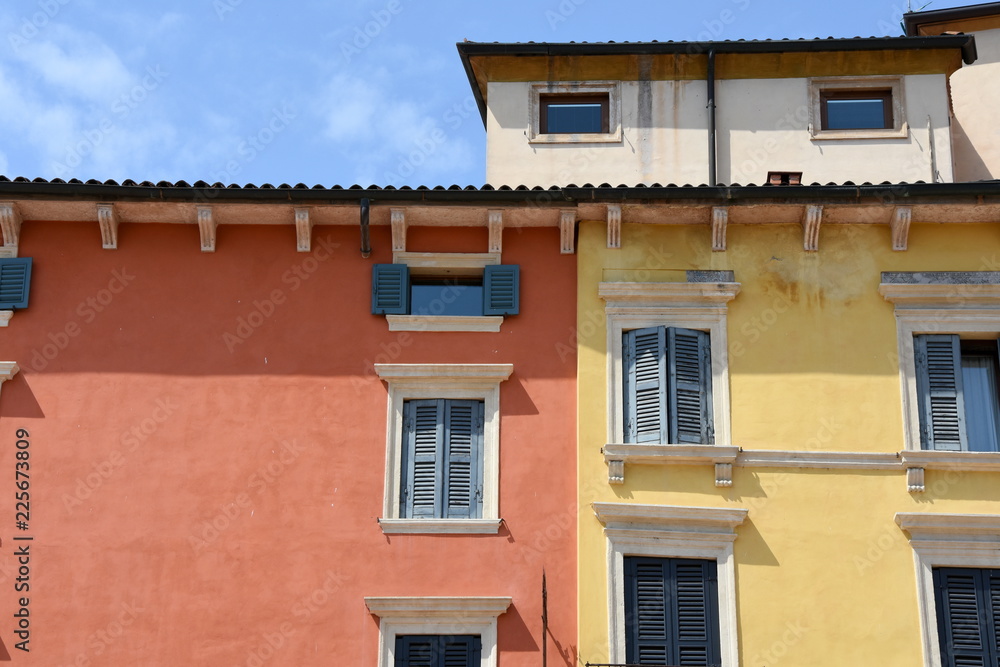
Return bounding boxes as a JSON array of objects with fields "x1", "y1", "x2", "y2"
[
  {"x1": 1, "y1": 180, "x2": 998, "y2": 206},
  {"x1": 456, "y1": 42, "x2": 489, "y2": 129},
  {"x1": 904, "y1": 2, "x2": 1000, "y2": 36}
]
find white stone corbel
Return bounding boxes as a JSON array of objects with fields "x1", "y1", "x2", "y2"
[
  {"x1": 906, "y1": 467, "x2": 925, "y2": 493},
  {"x1": 197, "y1": 207, "x2": 216, "y2": 253},
  {"x1": 0, "y1": 312, "x2": 12, "y2": 327},
  {"x1": 802, "y1": 205, "x2": 823, "y2": 252},
  {"x1": 390, "y1": 208, "x2": 407, "y2": 253},
  {"x1": 295, "y1": 208, "x2": 313, "y2": 252},
  {"x1": 1, "y1": 202, "x2": 21, "y2": 257},
  {"x1": 97, "y1": 204, "x2": 119, "y2": 249},
  {"x1": 891, "y1": 206, "x2": 912, "y2": 251},
  {"x1": 559, "y1": 209, "x2": 575, "y2": 254},
  {"x1": 715, "y1": 462, "x2": 733, "y2": 487},
  {"x1": 488, "y1": 210, "x2": 503, "y2": 254},
  {"x1": 607, "y1": 204, "x2": 622, "y2": 249},
  {"x1": 607, "y1": 459, "x2": 625, "y2": 485},
  {"x1": 0, "y1": 362, "x2": 18, "y2": 399},
  {"x1": 712, "y1": 207, "x2": 728, "y2": 252}
]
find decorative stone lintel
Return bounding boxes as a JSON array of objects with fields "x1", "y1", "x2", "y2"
[
  {"x1": 593, "y1": 502, "x2": 748, "y2": 536},
  {"x1": 295, "y1": 208, "x2": 313, "y2": 252},
  {"x1": 0, "y1": 362, "x2": 18, "y2": 399},
  {"x1": 607, "y1": 204, "x2": 622, "y2": 249},
  {"x1": 559, "y1": 209, "x2": 575, "y2": 254},
  {"x1": 891, "y1": 206, "x2": 912, "y2": 251},
  {"x1": 197, "y1": 207, "x2": 216, "y2": 252},
  {"x1": 0, "y1": 202, "x2": 21, "y2": 254},
  {"x1": 97, "y1": 204, "x2": 119, "y2": 249},
  {"x1": 802, "y1": 204, "x2": 823, "y2": 251},
  {"x1": 907, "y1": 467, "x2": 925, "y2": 493},
  {"x1": 598, "y1": 281, "x2": 741, "y2": 306},
  {"x1": 0, "y1": 312, "x2": 12, "y2": 328},
  {"x1": 365, "y1": 596, "x2": 512, "y2": 619},
  {"x1": 390, "y1": 208, "x2": 406, "y2": 253},
  {"x1": 712, "y1": 207, "x2": 728, "y2": 252},
  {"x1": 896, "y1": 511, "x2": 1000, "y2": 542},
  {"x1": 488, "y1": 210, "x2": 503, "y2": 254}
]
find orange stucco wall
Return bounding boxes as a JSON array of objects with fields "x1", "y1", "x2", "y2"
[{"x1": 0, "y1": 221, "x2": 576, "y2": 665}]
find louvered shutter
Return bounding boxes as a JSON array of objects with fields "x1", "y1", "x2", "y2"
[
  {"x1": 396, "y1": 635, "x2": 435, "y2": 667},
  {"x1": 372, "y1": 264, "x2": 410, "y2": 315},
  {"x1": 443, "y1": 400, "x2": 484, "y2": 519},
  {"x1": 624, "y1": 327, "x2": 668, "y2": 444},
  {"x1": 0, "y1": 258, "x2": 32, "y2": 310},
  {"x1": 915, "y1": 335, "x2": 968, "y2": 451},
  {"x1": 483, "y1": 264, "x2": 519, "y2": 315},
  {"x1": 667, "y1": 327, "x2": 714, "y2": 444},
  {"x1": 401, "y1": 400, "x2": 444, "y2": 518},
  {"x1": 672, "y1": 560, "x2": 721, "y2": 667},
  {"x1": 395, "y1": 635, "x2": 480, "y2": 667},
  {"x1": 933, "y1": 567, "x2": 998, "y2": 667},
  {"x1": 442, "y1": 636, "x2": 481, "y2": 667},
  {"x1": 625, "y1": 557, "x2": 670, "y2": 666}
]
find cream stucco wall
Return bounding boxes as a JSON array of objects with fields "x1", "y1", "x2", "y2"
[
  {"x1": 950, "y1": 28, "x2": 1000, "y2": 181},
  {"x1": 486, "y1": 74, "x2": 953, "y2": 187}
]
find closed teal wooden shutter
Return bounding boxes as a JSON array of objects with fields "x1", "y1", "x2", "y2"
[
  {"x1": 933, "y1": 567, "x2": 999, "y2": 667},
  {"x1": 401, "y1": 400, "x2": 444, "y2": 518},
  {"x1": 624, "y1": 327, "x2": 668, "y2": 443},
  {"x1": 372, "y1": 264, "x2": 410, "y2": 314},
  {"x1": 444, "y1": 400, "x2": 484, "y2": 519},
  {"x1": 483, "y1": 264, "x2": 519, "y2": 315},
  {"x1": 625, "y1": 557, "x2": 721, "y2": 667},
  {"x1": 395, "y1": 635, "x2": 481, "y2": 667},
  {"x1": 668, "y1": 327, "x2": 714, "y2": 444},
  {"x1": 915, "y1": 334, "x2": 968, "y2": 451},
  {"x1": 0, "y1": 258, "x2": 32, "y2": 310}
]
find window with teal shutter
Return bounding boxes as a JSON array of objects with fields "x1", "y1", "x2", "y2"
[
  {"x1": 623, "y1": 326, "x2": 713, "y2": 444},
  {"x1": 395, "y1": 635, "x2": 482, "y2": 667},
  {"x1": 933, "y1": 567, "x2": 1000, "y2": 667},
  {"x1": 0, "y1": 258, "x2": 32, "y2": 310},
  {"x1": 624, "y1": 557, "x2": 721, "y2": 667},
  {"x1": 371, "y1": 264, "x2": 519, "y2": 317},
  {"x1": 400, "y1": 399, "x2": 484, "y2": 520},
  {"x1": 915, "y1": 334, "x2": 1000, "y2": 452}
]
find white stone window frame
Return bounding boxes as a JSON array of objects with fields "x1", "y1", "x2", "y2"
[
  {"x1": 593, "y1": 503, "x2": 748, "y2": 667},
  {"x1": 600, "y1": 282, "x2": 740, "y2": 447},
  {"x1": 808, "y1": 76, "x2": 908, "y2": 140},
  {"x1": 365, "y1": 596, "x2": 511, "y2": 667},
  {"x1": 528, "y1": 81, "x2": 622, "y2": 144},
  {"x1": 896, "y1": 512, "x2": 1000, "y2": 667},
  {"x1": 374, "y1": 363, "x2": 513, "y2": 534}
]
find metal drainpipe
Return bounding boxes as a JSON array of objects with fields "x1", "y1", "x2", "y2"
[
  {"x1": 707, "y1": 49, "x2": 717, "y2": 186},
  {"x1": 360, "y1": 198, "x2": 371, "y2": 258}
]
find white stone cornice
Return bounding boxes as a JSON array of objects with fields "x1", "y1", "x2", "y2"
[
  {"x1": 377, "y1": 518, "x2": 502, "y2": 534},
  {"x1": 374, "y1": 363, "x2": 513, "y2": 382},
  {"x1": 392, "y1": 252, "x2": 500, "y2": 271},
  {"x1": 365, "y1": 596, "x2": 512, "y2": 618},
  {"x1": 386, "y1": 315, "x2": 503, "y2": 333},
  {"x1": 197, "y1": 206, "x2": 216, "y2": 252},
  {"x1": 900, "y1": 450, "x2": 1000, "y2": 472},
  {"x1": 390, "y1": 208, "x2": 406, "y2": 253},
  {"x1": 599, "y1": 281, "x2": 741, "y2": 307},
  {"x1": 0, "y1": 202, "x2": 21, "y2": 254},
  {"x1": 604, "y1": 444, "x2": 739, "y2": 465},
  {"x1": 488, "y1": 209, "x2": 503, "y2": 254},
  {"x1": 97, "y1": 203, "x2": 119, "y2": 249},
  {"x1": 295, "y1": 207, "x2": 313, "y2": 252},
  {"x1": 802, "y1": 204, "x2": 822, "y2": 251},
  {"x1": 559, "y1": 209, "x2": 575, "y2": 254},
  {"x1": 896, "y1": 512, "x2": 1000, "y2": 542},
  {"x1": 593, "y1": 502, "x2": 748, "y2": 536},
  {"x1": 712, "y1": 206, "x2": 728, "y2": 252},
  {"x1": 891, "y1": 206, "x2": 912, "y2": 251},
  {"x1": 0, "y1": 362, "x2": 19, "y2": 400},
  {"x1": 878, "y1": 282, "x2": 1000, "y2": 307},
  {"x1": 607, "y1": 204, "x2": 621, "y2": 248},
  {"x1": 738, "y1": 449, "x2": 900, "y2": 469}
]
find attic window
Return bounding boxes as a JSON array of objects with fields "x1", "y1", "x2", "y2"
[
  {"x1": 821, "y1": 90, "x2": 893, "y2": 130},
  {"x1": 528, "y1": 82, "x2": 621, "y2": 144},
  {"x1": 809, "y1": 77, "x2": 907, "y2": 140},
  {"x1": 767, "y1": 171, "x2": 803, "y2": 186},
  {"x1": 540, "y1": 94, "x2": 609, "y2": 134}
]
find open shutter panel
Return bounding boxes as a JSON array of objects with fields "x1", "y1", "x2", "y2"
[
  {"x1": 372, "y1": 263, "x2": 409, "y2": 315},
  {"x1": 915, "y1": 335, "x2": 968, "y2": 451},
  {"x1": 672, "y1": 559, "x2": 721, "y2": 667},
  {"x1": 934, "y1": 568, "x2": 993, "y2": 667},
  {"x1": 625, "y1": 557, "x2": 670, "y2": 666},
  {"x1": 624, "y1": 327, "x2": 668, "y2": 444},
  {"x1": 668, "y1": 327, "x2": 714, "y2": 444},
  {"x1": 395, "y1": 636, "x2": 435, "y2": 667},
  {"x1": 0, "y1": 258, "x2": 32, "y2": 310},
  {"x1": 442, "y1": 636, "x2": 481, "y2": 667},
  {"x1": 443, "y1": 400, "x2": 484, "y2": 519},
  {"x1": 482, "y1": 264, "x2": 519, "y2": 315},
  {"x1": 401, "y1": 400, "x2": 444, "y2": 518}
]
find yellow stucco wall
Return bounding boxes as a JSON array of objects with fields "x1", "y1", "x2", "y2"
[{"x1": 577, "y1": 219, "x2": 1000, "y2": 666}]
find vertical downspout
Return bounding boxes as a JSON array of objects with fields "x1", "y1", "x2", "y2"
[
  {"x1": 707, "y1": 49, "x2": 718, "y2": 186},
  {"x1": 541, "y1": 570, "x2": 548, "y2": 667},
  {"x1": 359, "y1": 197, "x2": 371, "y2": 258}
]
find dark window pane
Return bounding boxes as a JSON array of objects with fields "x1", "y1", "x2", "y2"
[
  {"x1": 411, "y1": 280, "x2": 483, "y2": 316},
  {"x1": 825, "y1": 98, "x2": 888, "y2": 130},
  {"x1": 961, "y1": 353, "x2": 1000, "y2": 452},
  {"x1": 545, "y1": 103, "x2": 603, "y2": 133}
]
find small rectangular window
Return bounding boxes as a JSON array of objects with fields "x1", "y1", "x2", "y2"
[
  {"x1": 410, "y1": 276, "x2": 484, "y2": 317},
  {"x1": 540, "y1": 94, "x2": 609, "y2": 134},
  {"x1": 372, "y1": 264, "x2": 520, "y2": 317},
  {"x1": 820, "y1": 89, "x2": 892, "y2": 130}
]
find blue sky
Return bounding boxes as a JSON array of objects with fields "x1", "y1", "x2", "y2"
[{"x1": 0, "y1": 0, "x2": 977, "y2": 187}]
